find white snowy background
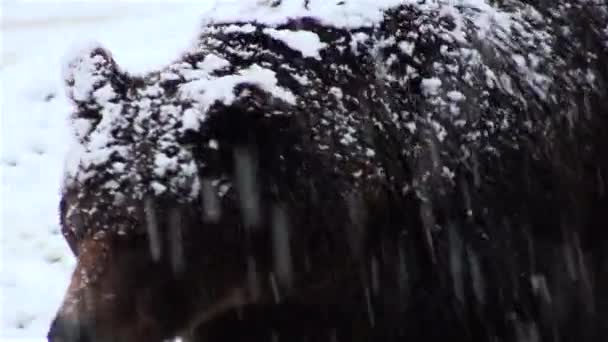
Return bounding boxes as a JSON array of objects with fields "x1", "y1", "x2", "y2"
[{"x1": 0, "y1": 1, "x2": 214, "y2": 340}]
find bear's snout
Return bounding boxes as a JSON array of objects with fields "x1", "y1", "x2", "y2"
[{"x1": 47, "y1": 316, "x2": 92, "y2": 342}]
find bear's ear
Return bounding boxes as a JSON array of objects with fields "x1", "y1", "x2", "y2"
[{"x1": 63, "y1": 44, "x2": 129, "y2": 108}]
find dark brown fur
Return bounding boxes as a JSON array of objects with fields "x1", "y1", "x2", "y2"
[{"x1": 49, "y1": 1, "x2": 608, "y2": 341}]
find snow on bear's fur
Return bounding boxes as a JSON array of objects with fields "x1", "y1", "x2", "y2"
[{"x1": 49, "y1": 1, "x2": 608, "y2": 342}]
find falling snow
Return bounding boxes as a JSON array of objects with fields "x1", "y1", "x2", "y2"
[{"x1": 4, "y1": 0, "x2": 608, "y2": 341}]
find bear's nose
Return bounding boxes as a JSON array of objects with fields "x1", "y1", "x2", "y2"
[{"x1": 47, "y1": 317, "x2": 92, "y2": 342}]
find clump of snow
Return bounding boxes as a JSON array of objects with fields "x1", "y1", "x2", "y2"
[
  {"x1": 63, "y1": 43, "x2": 118, "y2": 105},
  {"x1": 196, "y1": 53, "x2": 231, "y2": 73},
  {"x1": 441, "y1": 166, "x2": 455, "y2": 180},
  {"x1": 512, "y1": 53, "x2": 526, "y2": 68},
  {"x1": 179, "y1": 64, "x2": 297, "y2": 110},
  {"x1": 181, "y1": 107, "x2": 203, "y2": 132},
  {"x1": 205, "y1": 0, "x2": 404, "y2": 28},
  {"x1": 350, "y1": 32, "x2": 371, "y2": 53},
  {"x1": 221, "y1": 23, "x2": 258, "y2": 34},
  {"x1": 405, "y1": 121, "x2": 416, "y2": 133},
  {"x1": 399, "y1": 41, "x2": 415, "y2": 55},
  {"x1": 263, "y1": 28, "x2": 327, "y2": 59},
  {"x1": 447, "y1": 90, "x2": 465, "y2": 102},
  {"x1": 421, "y1": 77, "x2": 442, "y2": 96},
  {"x1": 208, "y1": 139, "x2": 219, "y2": 150}
]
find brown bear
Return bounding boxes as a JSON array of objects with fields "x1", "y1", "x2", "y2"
[{"x1": 48, "y1": 1, "x2": 608, "y2": 341}]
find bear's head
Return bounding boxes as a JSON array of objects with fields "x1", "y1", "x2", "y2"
[
  {"x1": 48, "y1": 33, "x2": 369, "y2": 340},
  {"x1": 48, "y1": 43, "x2": 303, "y2": 342}
]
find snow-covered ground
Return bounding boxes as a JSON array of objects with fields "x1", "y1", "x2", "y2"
[{"x1": 0, "y1": 1, "x2": 213, "y2": 339}]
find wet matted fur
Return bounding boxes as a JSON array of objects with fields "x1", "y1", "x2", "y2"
[{"x1": 49, "y1": 1, "x2": 608, "y2": 341}]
